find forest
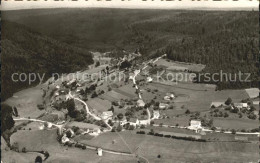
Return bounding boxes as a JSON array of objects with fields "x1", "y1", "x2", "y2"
[
  {"x1": 1, "y1": 21, "x2": 94, "y2": 101},
  {"x1": 2, "y1": 9, "x2": 258, "y2": 100}
]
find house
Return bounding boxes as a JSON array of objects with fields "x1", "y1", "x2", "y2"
[
  {"x1": 128, "y1": 118, "x2": 139, "y2": 127},
  {"x1": 147, "y1": 77, "x2": 153, "y2": 83},
  {"x1": 139, "y1": 119, "x2": 150, "y2": 126},
  {"x1": 89, "y1": 128, "x2": 101, "y2": 136},
  {"x1": 166, "y1": 93, "x2": 175, "y2": 99},
  {"x1": 210, "y1": 102, "x2": 225, "y2": 108},
  {"x1": 119, "y1": 117, "x2": 128, "y2": 126},
  {"x1": 61, "y1": 135, "x2": 70, "y2": 144},
  {"x1": 164, "y1": 96, "x2": 171, "y2": 101},
  {"x1": 153, "y1": 110, "x2": 160, "y2": 119},
  {"x1": 97, "y1": 148, "x2": 103, "y2": 156},
  {"x1": 159, "y1": 103, "x2": 169, "y2": 109},
  {"x1": 234, "y1": 103, "x2": 249, "y2": 110},
  {"x1": 188, "y1": 120, "x2": 202, "y2": 131},
  {"x1": 101, "y1": 111, "x2": 113, "y2": 120},
  {"x1": 66, "y1": 128, "x2": 75, "y2": 138},
  {"x1": 137, "y1": 99, "x2": 145, "y2": 107}
]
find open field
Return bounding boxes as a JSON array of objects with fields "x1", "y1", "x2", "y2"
[
  {"x1": 213, "y1": 118, "x2": 258, "y2": 130},
  {"x1": 100, "y1": 90, "x2": 130, "y2": 101},
  {"x1": 4, "y1": 85, "x2": 45, "y2": 119},
  {"x1": 150, "y1": 82, "x2": 249, "y2": 112},
  {"x1": 83, "y1": 130, "x2": 258, "y2": 163},
  {"x1": 87, "y1": 98, "x2": 112, "y2": 113},
  {"x1": 156, "y1": 59, "x2": 206, "y2": 72},
  {"x1": 6, "y1": 129, "x2": 135, "y2": 163}
]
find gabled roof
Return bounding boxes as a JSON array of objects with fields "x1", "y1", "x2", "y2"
[
  {"x1": 129, "y1": 118, "x2": 138, "y2": 123},
  {"x1": 102, "y1": 111, "x2": 113, "y2": 117}
]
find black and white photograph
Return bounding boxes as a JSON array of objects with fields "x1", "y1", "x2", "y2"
[{"x1": 1, "y1": 0, "x2": 259, "y2": 162}]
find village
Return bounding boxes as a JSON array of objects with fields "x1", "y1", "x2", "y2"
[{"x1": 3, "y1": 50, "x2": 259, "y2": 162}]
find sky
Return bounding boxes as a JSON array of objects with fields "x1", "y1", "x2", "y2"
[{"x1": 1, "y1": 0, "x2": 259, "y2": 10}]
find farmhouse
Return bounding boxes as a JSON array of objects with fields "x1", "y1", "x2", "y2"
[
  {"x1": 61, "y1": 135, "x2": 70, "y2": 144},
  {"x1": 101, "y1": 111, "x2": 113, "y2": 120},
  {"x1": 139, "y1": 118, "x2": 150, "y2": 126},
  {"x1": 128, "y1": 118, "x2": 139, "y2": 127},
  {"x1": 147, "y1": 77, "x2": 153, "y2": 83},
  {"x1": 210, "y1": 102, "x2": 225, "y2": 108},
  {"x1": 137, "y1": 99, "x2": 145, "y2": 107},
  {"x1": 166, "y1": 93, "x2": 175, "y2": 98},
  {"x1": 153, "y1": 110, "x2": 160, "y2": 119},
  {"x1": 234, "y1": 103, "x2": 249, "y2": 109},
  {"x1": 164, "y1": 96, "x2": 171, "y2": 101},
  {"x1": 188, "y1": 120, "x2": 202, "y2": 131},
  {"x1": 159, "y1": 103, "x2": 169, "y2": 109}
]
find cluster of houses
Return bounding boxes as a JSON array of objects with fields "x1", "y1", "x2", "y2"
[{"x1": 211, "y1": 102, "x2": 251, "y2": 111}]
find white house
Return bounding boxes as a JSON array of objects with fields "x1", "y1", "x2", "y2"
[
  {"x1": 97, "y1": 148, "x2": 103, "y2": 156},
  {"x1": 159, "y1": 103, "x2": 169, "y2": 109},
  {"x1": 139, "y1": 119, "x2": 150, "y2": 126},
  {"x1": 137, "y1": 99, "x2": 145, "y2": 107},
  {"x1": 188, "y1": 120, "x2": 202, "y2": 131},
  {"x1": 61, "y1": 135, "x2": 70, "y2": 144},
  {"x1": 101, "y1": 111, "x2": 113, "y2": 120},
  {"x1": 234, "y1": 103, "x2": 249, "y2": 109},
  {"x1": 164, "y1": 96, "x2": 171, "y2": 101},
  {"x1": 128, "y1": 118, "x2": 140, "y2": 127},
  {"x1": 147, "y1": 77, "x2": 153, "y2": 83},
  {"x1": 166, "y1": 93, "x2": 175, "y2": 99},
  {"x1": 153, "y1": 110, "x2": 160, "y2": 119}
]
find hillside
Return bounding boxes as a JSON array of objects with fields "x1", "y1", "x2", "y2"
[
  {"x1": 2, "y1": 9, "x2": 258, "y2": 97},
  {"x1": 2, "y1": 21, "x2": 94, "y2": 100}
]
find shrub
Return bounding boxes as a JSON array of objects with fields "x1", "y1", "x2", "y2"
[{"x1": 22, "y1": 147, "x2": 27, "y2": 153}]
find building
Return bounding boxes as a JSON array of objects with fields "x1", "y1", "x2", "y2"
[
  {"x1": 153, "y1": 110, "x2": 160, "y2": 119},
  {"x1": 97, "y1": 148, "x2": 103, "y2": 156},
  {"x1": 128, "y1": 118, "x2": 139, "y2": 127},
  {"x1": 164, "y1": 96, "x2": 171, "y2": 101},
  {"x1": 159, "y1": 103, "x2": 169, "y2": 109},
  {"x1": 146, "y1": 77, "x2": 153, "y2": 83},
  {"x1": 139, "y1": 119, "x2": 150, "y2": 126},
  {"x1": 188, "y1": 120, "x2": 202, "y2": 131},
  {"x1": 61, "y1": 135, "x2": 70, "y2": 144},
  {"x1": 210, "y1": 102, "x2": 225, "y2": 108},
  {"x1": 166, "y1": 93, "x2": 175, "y2": 99},
  {"x1": 101, "y1": 111, "x2": 113, "y2": 120},
  {"x1": 137, "y1": 99, "x2": 145, "y2": 107},
  {"x1": 234, "y1": 103, "x2": 249, "y2": 110}
]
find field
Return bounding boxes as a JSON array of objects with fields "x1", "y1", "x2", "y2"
[
  {"x1": 4, "y1": 85, "x2": 45, "y2": 119},
  {"x1": 83, "y1": 130, "x2": 258, "y2": 163},
  {"x1": 156, "y1": 59, "x2": 206, "y2": 72},
  {"x1": 87, "y1": 98, "x2": 112, "y2": 113},
  {"x1": 213, "y1": 118, "x2": 258, "y2": 130},
  {"x1": 149, "y1": 82, "x2": 249, "y2": 112},
  {"x1": 6, "y1": 129, "x2": 135, "y2": 163}
]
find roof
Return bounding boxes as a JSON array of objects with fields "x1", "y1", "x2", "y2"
[
  {"x1": 190, "y1": 120, "x2": 201, "y2": 125},
  {"x1": 129, "y1": 118, "x2": 138, "y2": 123},
  {"x1": 210, "y1": 102, "x2": 225, "y2": 107},
  {"x1": 234, "y1": 103, "x2": 248, "y2": 107},
  {"x1": 137, "y1": 99, "x2": 145, "y2": 106},
  {"x1": 101, "y1": 111, "x2": 113, "y2": 117}
]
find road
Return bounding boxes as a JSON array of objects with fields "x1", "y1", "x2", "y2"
[{"x1": 68, "y1": 91, "x2": 112, "y2": 130}]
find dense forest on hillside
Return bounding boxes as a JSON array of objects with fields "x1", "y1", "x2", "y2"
[
  {"x1": 2, "y1": 9, "x2": 258, "y2": 100},
  {"x1": 1, "y1": 21, "x2": 93, "y2": 100}
]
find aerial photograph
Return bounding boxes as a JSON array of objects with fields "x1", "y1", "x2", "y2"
[{"x1": 1, "y1": 0, "x2": 259, "y2": 163}]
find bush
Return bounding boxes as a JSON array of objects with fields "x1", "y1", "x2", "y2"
[
  {"x1": 22, "y1": 147, "x2": 27, "y2": 153},
  {"x1": 136, "y1": 131, "x2": 146, "y2": 134}
]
